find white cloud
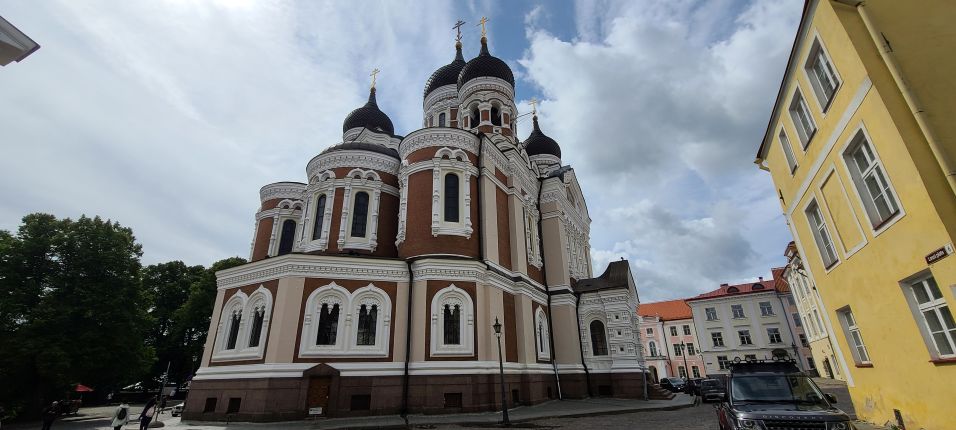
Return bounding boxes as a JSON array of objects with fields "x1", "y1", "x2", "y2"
[{"x1": 519, "y1": 0, "x2": 802, "y2": 301}]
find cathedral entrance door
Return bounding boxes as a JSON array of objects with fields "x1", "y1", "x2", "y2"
[{"x1": 307, "y1": 376, "x2": 332, "y2": 416}]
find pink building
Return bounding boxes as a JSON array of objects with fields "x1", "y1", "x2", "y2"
[{"x1": 639, "y1": 300, "x2": 707, "y2": 381}]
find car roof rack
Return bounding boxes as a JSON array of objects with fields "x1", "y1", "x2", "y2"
[{"x1": 728, "y1": 356, "x2": 801, "y2": 374}]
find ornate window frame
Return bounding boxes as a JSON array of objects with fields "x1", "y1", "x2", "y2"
[
  {"x1": 212, "y1": 286, "x2": 273, "y2": 362},
  {"x1": 301, "y1": 170, "x2": 336, "y2": 252},
  {"x1": 430, "y1": 284, "x2": 475, "y2": 357},
  {"x1": 299, "y1": 282, "x2": 391, "y2": 358},
  {"x1": 535, "y1": 307, "x2": 550, "y2": 360},
  {"x1": 265, "y1": 202, "x2": 303, "y2": 257},
  {"x1": 431, "y1": 148, "x2": 475, "y2": 238},
  {"x1": 524, "y1": 203, "x2": 542, "y2": 268},
  {"x1": 338, "y1": 169, "x2": 382, "y2": 251}
]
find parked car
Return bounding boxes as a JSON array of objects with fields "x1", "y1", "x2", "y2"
[
  {"x1": 659, "y1": 377, "x2": 686, "y2": 392},
  {"x1": 172, "y1": 402, "x2": 184, "y2": 417},
  {"x1": 716, "y1": 359, "x2": 854, "y2": 430},
  {"x1": 699, "y1": 378, "x2": 725, "y2": 402}
]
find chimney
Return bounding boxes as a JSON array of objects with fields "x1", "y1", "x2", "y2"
[
  {"x1": 759, "y1": 276, "x2": 764, "y2": 282},
  {"x1": 720, "y1": 283, "x2": 729, "y2": 287}
]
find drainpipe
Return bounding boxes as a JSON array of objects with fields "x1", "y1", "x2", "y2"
[
  {"x1": 536, "y1": 177, "x2": 563, "y2": 399},
  {"x1": 400, "y1": 258, "x2": 415, "y2": 422},
  {"x1": 573, "y1": 292, "x2": 593, "y2": 397},
  {"x1": 835, "y1": 0, "x2": 956, "y2": 199}
]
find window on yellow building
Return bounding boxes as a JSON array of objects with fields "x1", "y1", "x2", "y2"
[
  {"x1": 778, "y1": 128, "x2": 798, "y2": 173},
  {"x1": 839, "y1": 308, "x2": 870, "y2": 364},
  {"x1": 804, "y1": 37, "x2": 841, "y2": 112},
  {"x1": 843, "y1": 130, "x2": 901, "y2": 229},
  {"x1": 805, "y1": 201, "x2": 839, "y2": 268},
  {"x1": 906, "y1": 275, "x2": 956, "y2": 358},
  {"x1": 789, "y1": 90, "x2": 816, "y2": 147}
]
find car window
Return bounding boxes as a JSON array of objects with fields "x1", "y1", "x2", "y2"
[{"x1": 731, "y1": 374, "x2": 827, "y2": 405}]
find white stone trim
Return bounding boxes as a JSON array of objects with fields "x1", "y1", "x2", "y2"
[
  {"x1": 193, "y1": 363, "x2": 317, "y2": 380},
  {"x1": 430, "y1": 284, "x2": 475, "y2": 357},
  {"x1": 399, "y1": 128, "x2": 479, "y2": 159},
  {"x1": 299, "y1": 282, "x2": 391, "y2": 358},
  {"x1": 215, "y1": 254, "x2": 409, "y2": 289},
  {"x1": 337, "y1": 169, "x2": 382, "y2": 252},
  {"x1": 211, "y1": 286, "x2": 273, "y2": 362},
  {"x1": 259, "y1": 182, "x2": 307, "y2": 203},
  {"x1": 300, "y1": 172, "x2": 336, "y2": 251},
  {"x1": 306, "y1": 150, "x2": 400, "y2": 180}
]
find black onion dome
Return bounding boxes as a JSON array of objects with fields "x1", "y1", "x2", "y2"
[
  {"x1": 457, "y1": 37, "x2": 514, "y2": 90},
  {"x1": 523, "y1": 116, "x2": 561, "y2": 158},
  {"x1": 424, "y1": 42, "x2": 467, "y2": 98},
  {"x1": 320, "y1": 141, "x2": 399, "y2": 159},
  {"x1": 342, "y1": 88, "x2": 394, "y2": 135}
]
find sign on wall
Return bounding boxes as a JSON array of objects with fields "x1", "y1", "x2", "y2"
[{"x1": 925, "y1": 243, "x2": 954, "y2": 265}]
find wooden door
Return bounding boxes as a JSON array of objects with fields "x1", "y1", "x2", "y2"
[{"x1": 307, "y1": 376, "x2": 331, "y2": 416}]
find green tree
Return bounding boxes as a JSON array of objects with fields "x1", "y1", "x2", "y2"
[
  {"x1": 0, "y1": 214, "x2": 153, "y2": 415},
  {"x1": 142, "y1": 261, "x2": 204, "y2": 386}
]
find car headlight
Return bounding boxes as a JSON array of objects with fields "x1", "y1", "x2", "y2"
[
  {"x1": 826, "y1": 422, "x2": 852, "y2": 430},
  {"x1": 737, "y1": 419, "x2": 765, "y2": 429}
]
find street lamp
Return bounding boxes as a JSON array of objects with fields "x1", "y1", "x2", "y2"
[
  {"x1": 493, "y1": 317, "x2": 511, "y2": 426},
  {"x1": 679, "y1": 342, "x2": 690, "y2": 379}
]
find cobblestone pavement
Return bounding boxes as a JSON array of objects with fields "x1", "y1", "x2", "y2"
[{"x1": 433, "y1": 401, "x2": 721, "y2": 430}]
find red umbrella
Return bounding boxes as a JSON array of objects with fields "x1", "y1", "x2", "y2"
[{"x1": 74, "y1": 384, "x2": 94, "y2": 392}]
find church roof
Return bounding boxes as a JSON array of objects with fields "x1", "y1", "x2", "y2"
[
  {"x1": 424, "y1": 42, "x2": 467, "y2": 99},
  {"x1": 458, "y1": 37, "x2": 514, "y2": 90},
  {"x1": 342, "y1": 87, "x2": 394, "y2": 135},
  {"x1": 523, "y1": 116, "x2": 561, "y2": 158},
  {"x1": 320, "y1": 141, "x2": 399, "y2": 159},
  {"x1": 573, "y1": 260, "x2": 633, "y2": 293}
]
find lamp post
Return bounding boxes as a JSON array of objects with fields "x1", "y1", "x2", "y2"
[
  {"x1": 493, "y1": 317, "x2": 511, "y2": 426},
  {"x1": 679, "y1": 342, "x2": 690, "y2": 379}
]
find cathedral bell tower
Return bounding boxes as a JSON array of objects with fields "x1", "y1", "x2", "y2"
[{"x1": 456, "y1": 18, "x2": 517, "y2": 143}]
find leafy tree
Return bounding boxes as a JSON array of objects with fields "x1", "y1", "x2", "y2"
[{"x1": 142, "y1": 261, "x2": 204, "y2": 387}]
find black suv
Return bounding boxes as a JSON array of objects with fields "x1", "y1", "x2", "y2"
[{"x1": 716, "y1": 359, "x2": 855, "y2": 430}]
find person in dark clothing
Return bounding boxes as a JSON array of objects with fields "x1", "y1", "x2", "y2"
[
  {"x1": 139, "y1": 397, "x2": 157, "y2": 430},
  {"x1": 41, "y1": 401, "x2": 58, "y2": 430}
]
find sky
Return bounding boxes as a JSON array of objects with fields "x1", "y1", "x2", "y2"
[{"x1": 0, "y1": 0, "x2": 804, "y2": 303}]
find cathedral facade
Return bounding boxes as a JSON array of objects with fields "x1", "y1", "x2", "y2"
[{"x1": 184, "y1": 32, "x2": 650, "y2": 422}]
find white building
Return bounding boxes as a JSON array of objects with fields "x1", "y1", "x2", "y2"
[{"x1": 687, "y1": 275, "x2": 809, "y2": 375}]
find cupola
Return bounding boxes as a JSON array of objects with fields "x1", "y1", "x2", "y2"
[
  {"x1": 424, "y1": 41, "x2": 466, "y2": 100},
  {"x1": 342, "y1": 87, "x2": 394, "y2": 135},
  {"x1": 523, "y1": 116, "x2": 562, "y2": 158},
  {"x1": 457, "y1": 36, "x2": 514, "y2": 90}
]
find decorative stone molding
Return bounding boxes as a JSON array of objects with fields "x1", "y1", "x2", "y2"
[
  {"x1": 535, "y1": 307, "x2": 551, "y2": 360},
  {"x1": 215, "y1": 255, "x2": 410, "y2": 290},
  {"x1": 430, "y1": 284, "x2": 475, "y2": 357},
  {"x1": 399, "y1": 128, "x2": 479, "y2": 159},
  {"x1": 336, "y1": 169, "x2": 383, "y2": 252},
  {"x1": 306, "y1": 151, "x2": 400, "y2": 181},
  {"x1": 458, "y1": 77, "x2": 515, "y2": 102},
  {"x1": 259, "y1": 182, "x2": 307, "y2": 203},
  {"x1": 299, "y1": 282, "x2": 392, "y2": 358},
  {"x1": 211, "y1": 285, "x2": 273, "y2": 362},
  {"x1": 299, "y1": 172, "x2": 336, "y2": 251}
]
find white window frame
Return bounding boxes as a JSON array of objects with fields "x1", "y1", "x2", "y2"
[
  {"x1": 840, "y1": 126, "x2": 903, "y2": 233},
  {"x1": 270, "y1": 213, "x2": 303, "y2": 256},
  {"x1": 212, "y1": 286, "x2": 273, "y2": 362},
  {"x1": 805, "y1": 199, "x2": 840, "y2": 269},
  {"x1": 337, "y1": 169, "x2": 382, "y2": 252},
  {"x1": 670, "y1": 326, "x2": 678, "y2": 336},
  {"x1": 691, "y1": 366, "x2": 700, "y2": 378},
  {"x1": 683, "y1": 325, "x2": 691, "y2": 336},
  {"x1": 431, "y1": 147, "x2": 476, "y2": 238},
  {"x1": 350, "y1": 285, "x2": 393, "y2": 355},
  {"x1": 789, "y1": 89, "x2": 817, "y2": 148},
  {"x1": 901, "y1": 274, "x2": 956, "y2": 359},
  {"x1": 717, "y1": 355, "x2": 729, "y2": 370},
  {"x1": 778, "y1": 127, "x2": 799, "y2": 174},
  {"x1": 430, "y1": 284, "x2": 475, "y2": 357},
  {"x1": 648, "y1": 341, "x2": 658, "y2": 357},
  {"x1": 731, "y1": 304, "x2": 745, "y2": 319},
  {"x1": 838, "y1": 307, "x2": 870, "y2": 364},
  {"x1": 803, "y1": 34, "x2": 841, "y2": 113},
  {"x1": 767, "y1": 327, "x2": 783, "y2": 344},
  {"x1": 759, "y1": 301, "x2": 774, "y2": 317},
  {"x1": 738, "y1": 329, "x2": 752, "y2": 346},
  {"x1": 705, "y1": 307, "x2": 718, "y2": 321},
  {"x1": 299, "y1": 282, "x2": 392, "y2": 358},
  {"x1": 302, "y1": 170, "x2": 336, "y2": 252},
  {"x1": 535, "y1": 307, "x2": 551, "y2": 360},
  {"x1": 711, "y1": 331, "x2": 725, "y2": 347}
]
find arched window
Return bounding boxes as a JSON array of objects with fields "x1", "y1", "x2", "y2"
[
  {"x1": 444, "y1": 173, "x2": 459, "y2": 222},
  {"x1": 538, "y1": 321, "x2": 545, "y2": 352},
  {"x1": 443, "y1": 303, "x2": 461, "y2": 345},
  {"x1": 350, "y1": 191, "x2": 369, "y2": 237},
  {"x1": 312, "y1": 194, "x2": 327, "y2": 240},
  {"x1": 438, "y1": 112, "x2": 446, "y2": 127},
  {"x1": 590, "y1": 320, "x2": 608, "y2": 356},
  {"x1": 277, "y1": 219, "x2": 296, "y2": 255},
  {"x1": 248, "y1": 306, "x2": 265, "y2": 347},
  {"x1": 534, "y1": 308, "x2": 550, "y2": 360},
  {"x1": 490, "y1": 106, "x2": 501, "y2": 126},
  {"x1": 471, "y1": 107, "x2": 480, "y2": 128},
  {"x1": 226, "y1": 310, "x2": 242, "y2": 350},
  {"x1": 649, "y1": 341, "x2": 658, "y2": 357},
  {"x1": 316, "y1": 303, "x2": 340, "y2": 345},
  {"x1": 356, "y1": 304, "x2": 378, "y2": 346}
]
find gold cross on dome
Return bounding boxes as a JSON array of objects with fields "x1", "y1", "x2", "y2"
[
  {"x1": 529, "y1": 98, "x2": 538, "y2": 116},
  {"x1": 477, "y1": 16, "x2": 489, "y2": 37},
  {"x1": 370, "y1": 68, "x2": 380, "y2": 89},
  {"x1": 453, "y1": 20, "x2": 466, "y2": 42}
]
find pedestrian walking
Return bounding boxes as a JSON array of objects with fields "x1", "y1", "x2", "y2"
[
  {"x1": 40, "y1": 401, "x2": 58, "y2": 430},
  {"x1": 138, "y1": 397, "x2": 157, "y2": 430},
  {"x1": 111, "y1": 402, "x2": 131, "y2": 430}
]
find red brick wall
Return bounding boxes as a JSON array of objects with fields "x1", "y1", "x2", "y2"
[
  {"x1": 251, "y1": 217, "x2": 274, "y2": 262},
  {"x1": 503, "y1": 292, "x2": 518, "y2": 363},
  {"x1": 496, "y1": 187, "x2": 512, "y2": 270},
  {"x1": 398, "y1": 171, "x2": 480, "y2": 259}
]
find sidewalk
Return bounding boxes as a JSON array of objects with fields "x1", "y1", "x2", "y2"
[{"x1": 174, "y1": 395, "x2": 695, "y2": 430}]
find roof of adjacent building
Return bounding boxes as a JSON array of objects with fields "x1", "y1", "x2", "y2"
[
  {"x1": 573, "y1": 260, "x2": 633, "y2": 293},
  {"x1": 686, "y1": 276, "x2": 784, "y2": 302},
  {"x1": 638, "y1": 299, "x2": 692, "y2": 321},
  {"x1": 770, "y1": 267, "x2": 790, "y2": 292}
]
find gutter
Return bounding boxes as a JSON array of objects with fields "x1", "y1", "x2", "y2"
[
  {"x1": 400, "y1": 258, "x2": 415, "y2": 421},
  {"x1": 834, "y1": 0, "x2": 956, "y2": 200}
]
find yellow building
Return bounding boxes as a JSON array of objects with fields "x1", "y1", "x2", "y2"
[{"x1": 755, "y1": 1, "x2": 956, "y2": 429}]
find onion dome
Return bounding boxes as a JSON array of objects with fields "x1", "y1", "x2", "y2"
[
  {"x1": 523, "y1": 116, "x2": 561, "y2": 158},
  {"x1": 457, "y1": 37, "x2": 514, "y2": 90},
  {"x1": 342, "y1": 87, "x2": 394, "y2": 135},
  {"x1": 320, "y1": 141, "x2": 399, "y2": 159},
  {"x1": 424, "y1": 42, "x2": 467, "y2": 98}
]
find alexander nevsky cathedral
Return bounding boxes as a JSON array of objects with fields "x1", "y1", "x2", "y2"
[{"x1": 184, "y1": 24, "x2": 656, "y2": 421}]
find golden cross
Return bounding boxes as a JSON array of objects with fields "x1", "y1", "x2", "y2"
[
  {"x1": 529, "y1": 98, "x2": 538, "y2": 116},
  {"x1": 477, "y1": 16, "x2": 489, "y2": 37},
  {"x1": 370, "y1": 68, "x2": 380, "y2": 89},
  {"x1": 453, "y1": 20, "x2": 466, "y2": 42}
]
